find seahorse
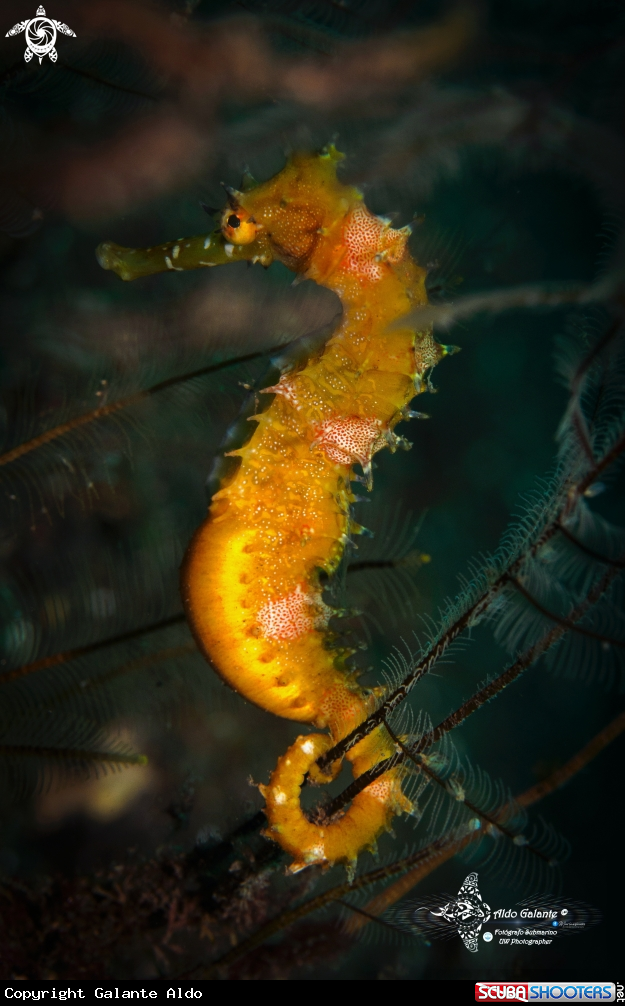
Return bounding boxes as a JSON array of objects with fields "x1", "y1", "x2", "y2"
[{"x1": 97, "y1": 145, "x2": 454, "y2": 874}]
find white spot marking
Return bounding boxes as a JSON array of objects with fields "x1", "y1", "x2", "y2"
[
  {"x1": 165, "y1": 256, "x2": 174, "y2": 270},
  {"x1": 172, "y1": 244, "x2": 180, "y2": 259},
  {"x1": 203, "y1": 236, "x2": 211, "y2": 249},
  {"x1": 301, "y1": 740, "x2": 315, "y2": 755},
  {"x1": 305, "y1": 843, "x2": 325, "y2": 861}
]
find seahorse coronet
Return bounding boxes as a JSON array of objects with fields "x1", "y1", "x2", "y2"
[{"x1": 99, "y1": 144, "x2": 453, "y2": 873}]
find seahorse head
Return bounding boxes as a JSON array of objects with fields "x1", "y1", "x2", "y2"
[{"x1": 217, "y1": 145, "x2": 357, "y2": 275}]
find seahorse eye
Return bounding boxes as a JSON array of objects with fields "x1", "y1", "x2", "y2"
[{"x1": 221, "y1": 206, "x2": 258, "y2": 245}]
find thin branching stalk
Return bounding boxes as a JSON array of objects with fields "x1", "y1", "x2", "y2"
[
  {"x1": 516, "y1": 708, "x2": 625, "y2": 809},
  {"x1": 397, "y1": 276, "x2": 622, "y2": 332},
  {"x1": 504, "y1": 574, "x2": 625, "y2": 646},
  {"x1": 381, "y1": 719, "x2": 551, "y2": 862},
  {"x1": 0, "y1": 745, "x2": 147, "y2": 766},
  {"x1": 577, "y1": 430, "x2": 625, "y2": 497},
  {"x1": 554, "y1": 522, "x2": 625, "y2": 568},
  {"x1": 0, "y1": 347, "x2": 281, "y2": 468},
  {"x1": 43, "y1": 642, "x2": 198, "y2": 712},
  {"x1": 0, "y1": 612, "x2": 186, "y2": 685},
  {"x1": 322, "y1": 562, "x2": 621, "y2": 816}
]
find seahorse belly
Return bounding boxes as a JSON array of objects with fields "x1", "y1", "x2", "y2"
[{"x1": 183, "y1": 389, "x2": 354, "y2": 724}]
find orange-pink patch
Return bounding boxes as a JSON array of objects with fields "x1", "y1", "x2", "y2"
[
  {"x1": 257, "y1": 585, "x2": 328, "y2": 640},
  {"x1": 342, "y1": 205, "x2": 410, "y2": 282},
  {"x1": 314, "y1": 415, "x2": 383, "y2": 466}
]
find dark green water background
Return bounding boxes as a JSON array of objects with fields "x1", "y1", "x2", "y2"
[{"x1": 0, "y1": 0, "x2": 622, "y2": 981}]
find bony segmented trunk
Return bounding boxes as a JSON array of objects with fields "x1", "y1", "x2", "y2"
[{"x1": 98, "y1": 146, "x2": 456, "y2": 874}]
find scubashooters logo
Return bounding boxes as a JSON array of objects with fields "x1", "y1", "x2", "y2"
[
  {"x1": 5, "y1": 6, "x2": 76, "y2": 64},
  {"x1": 431, "y1": 872, "x2": 491, "y2": 952}
]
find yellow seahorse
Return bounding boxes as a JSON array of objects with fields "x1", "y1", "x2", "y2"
[{"x1": 97, "y1": 146, "x2": 453, "y2": 874}]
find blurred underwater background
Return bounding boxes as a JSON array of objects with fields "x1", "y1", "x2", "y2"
[{"x1": 0, "y1": 0, "x2": 623, "y2": 981}]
